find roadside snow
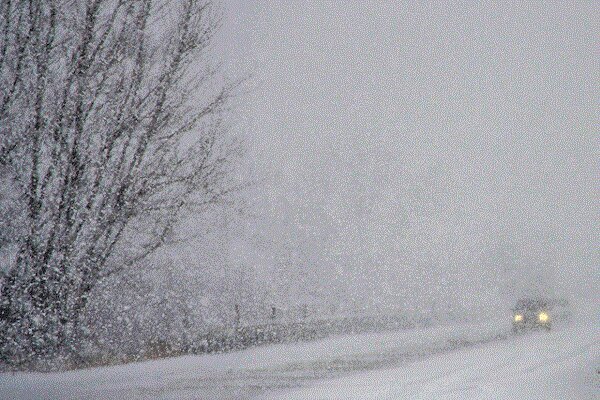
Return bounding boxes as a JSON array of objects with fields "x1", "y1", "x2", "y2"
[
  {"x1": 0, "y1": 319, "x2": 506, "y2": 399},
  {"x1": 1, "y1": 316, "x2": 596, "y2": 400}
]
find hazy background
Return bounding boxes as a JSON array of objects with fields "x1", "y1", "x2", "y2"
[{"x1": 210, "y1": 0, "x2": 598, "y2": 317}]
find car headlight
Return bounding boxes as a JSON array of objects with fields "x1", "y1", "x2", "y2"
[
  {"x1": 538, "y1": 312, "x2": 549, "y2": 322},
  {"x1": 514, "y1": 314, "x2": 523, "y2": 322}
]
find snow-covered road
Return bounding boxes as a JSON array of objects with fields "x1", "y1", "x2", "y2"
[
  {"x1": 266, "y1": 318, "x2": 599, "y2": 400},
  {"x1": 1, "y1": 316, "x2": 597, "y2": 399}
]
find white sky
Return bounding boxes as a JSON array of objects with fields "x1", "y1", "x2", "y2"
[{"x1": 216, "y1": 1, "x2": 599, "y2": 312}]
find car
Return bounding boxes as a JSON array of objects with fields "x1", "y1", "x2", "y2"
[{"x1": 512, "y1": 297, "x2": 552, "y2": 333}]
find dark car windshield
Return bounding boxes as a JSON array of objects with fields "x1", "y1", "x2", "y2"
[{"x1": 515, "y1": 298, "x2": 548, "y2": 311}]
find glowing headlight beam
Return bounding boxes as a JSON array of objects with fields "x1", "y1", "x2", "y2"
[
  {"x1": 514, "y1": 314, "x2": 523, "y2": 322},
  {"x1": 538, "y1": 312, "x2": 549, "y2": 322}
]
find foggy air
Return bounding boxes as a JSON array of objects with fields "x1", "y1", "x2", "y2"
[{"x1": 0, "y1": 1, "x2": 597, "y2": 399}]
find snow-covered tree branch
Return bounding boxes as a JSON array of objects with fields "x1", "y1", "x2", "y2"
[{"x1": 0, "y1": 0, "x2": 239, "y2": 367}]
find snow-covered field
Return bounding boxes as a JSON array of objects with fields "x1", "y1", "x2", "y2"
[{"x1": 0, "y1": 315, "x2": 597, "y2": 400}]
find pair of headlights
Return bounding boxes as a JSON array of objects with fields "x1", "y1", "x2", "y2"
[{"x1": 513, "y1": 312, "x2": 549, "y2": 322}]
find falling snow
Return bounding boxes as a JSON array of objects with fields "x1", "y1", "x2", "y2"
[{"x1": 0, "y1": 0, "x2": 597, "y2": 399}]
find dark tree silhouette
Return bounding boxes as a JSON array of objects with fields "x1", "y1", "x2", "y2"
[{"x1": 0, "y1": 0, "x2": 239, "y2": 367}]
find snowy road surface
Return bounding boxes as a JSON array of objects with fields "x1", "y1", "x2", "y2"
[{"x1": 1, "y1": 317, "x2": 597, "y2": 399}]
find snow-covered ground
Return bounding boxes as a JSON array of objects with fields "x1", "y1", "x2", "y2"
[
  {"x1": 265, "y1": 318, "x2": 599, "y2": 400},
  {"x1": 0, "y1": 315, "x2": 597, "y2": 400}
]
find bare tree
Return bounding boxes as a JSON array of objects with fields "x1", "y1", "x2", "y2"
[{"x1": 0, "y1": 0, "x2": 240, "y2": 367}]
